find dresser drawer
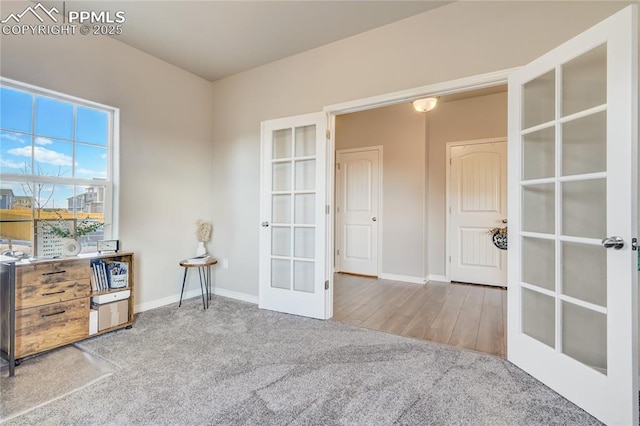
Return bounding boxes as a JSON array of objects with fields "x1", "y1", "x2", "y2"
[
  {"x1": 18, "y1": 259, "x2": 90, "y2": 285},
  {"x1": 16, "y1": 260, "x2": 91, "y2": 309},
  {"x1": 15, "y1": 298, "x2": 90, "y2": 358}
]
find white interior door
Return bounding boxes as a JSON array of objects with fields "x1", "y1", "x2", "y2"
[
  {"x1": 507, "y1": 6, "x2": 638, "y2": 425},
  {"x1": 259, "y1": 112, "x2": 328, "y2": 319},
  {"x1": 336, "y1": 148, "x2": 380, "y2": 276},
  {"x1": 449, "y1": 141, "x2": 507, "y2": 286}
]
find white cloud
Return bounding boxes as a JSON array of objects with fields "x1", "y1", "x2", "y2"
[
  {"x1": 35, "y1": 136, "x2": 53, "y2": 145},
  {"x1": 7, "y1": 147, "x2": 31, "y2": 158},
  {"x1": 8, "y1": 146, "x2": 72, "y2": 166},
  {"x1": 0, "y1": 158, "x2": 27, "y2": 169},
  {"x1": 0, "y1": 132, "x2": 26, "y2": 142},
  {"x1": 76, "y1": 168, "x2": 106, "y2": 178}
]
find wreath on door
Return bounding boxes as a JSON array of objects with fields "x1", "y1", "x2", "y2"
[{"x1": 488, "y1": 226, "x2": 508, "y2": 250}]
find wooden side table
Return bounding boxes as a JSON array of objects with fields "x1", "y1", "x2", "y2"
[{"x1": 178, "y1": 258, "x2": 218, "y2": 310}]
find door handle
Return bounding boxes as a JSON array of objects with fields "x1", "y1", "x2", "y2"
[
  {"x1": 261, "y1": 221, "x2": 270, "y2": 227},
  {"x1": 602, "y1": 236, "x2": 624, "y2": 250},
  {"x1": 372, "y1": 217, "x2": 377, "y2": 222}
]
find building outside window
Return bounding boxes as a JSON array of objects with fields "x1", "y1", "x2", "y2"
[{"x1": 0, "y1": 78, "x2": 118, "y2": 256}]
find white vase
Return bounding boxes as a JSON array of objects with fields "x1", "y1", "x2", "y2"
[
  {"x1": 196, "y1": 241, "x2": 207, "y2": 256},
  {"x1": 61, "y1": 238, "x2": 82, "y2": 256}
]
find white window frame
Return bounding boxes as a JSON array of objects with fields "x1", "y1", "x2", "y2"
[{"x1": 0, "y1": 77, "x2": 119, "y2": 244}]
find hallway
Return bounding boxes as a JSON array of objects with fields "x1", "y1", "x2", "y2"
[{"x1": 333, "y1": 273, "x2": 507, "y2": 358}]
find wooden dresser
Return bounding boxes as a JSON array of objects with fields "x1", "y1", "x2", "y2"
[{"x1": 1, "y1": 252, "x2": 134, "y2": 364}]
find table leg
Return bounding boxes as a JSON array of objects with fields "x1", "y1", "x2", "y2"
[
  {"x1": 198, "y1": 267, "x2": 206, "y2": 310},
  {"x1": 178, "y1": 267, "x2": 188, "y2": 307},
  {"x1": 206, "y1": 265, "x2": 211, "y2": 307}
]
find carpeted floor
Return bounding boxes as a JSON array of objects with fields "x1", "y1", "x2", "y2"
[
  {"x1": 3, "y1": 296, "x2": 601, "y2": 425},
  {"x1": 0, "y1": 345, "x2": 119, "y2": 422}
]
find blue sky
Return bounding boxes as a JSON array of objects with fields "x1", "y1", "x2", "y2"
[{"x1": 0, "y1": 87, "x2": 108, "y2": 209}]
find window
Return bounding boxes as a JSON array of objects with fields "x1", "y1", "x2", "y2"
[{"x1": 0, "y1": 78, "x2": 118, "y2": 257}]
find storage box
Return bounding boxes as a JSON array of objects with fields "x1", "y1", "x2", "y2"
[
  {"x1": 89, "y1": 309, "x2": 98, "y2": 335},
  {"x1": 94, "y1": 300, "x2": 129, "y2": 331},
  {"x1": 110, "y1": 274, "x2": 128, "y2": 288},
  {"x1": 92, "y1": 289, "x2": 130, "y2": 304}
]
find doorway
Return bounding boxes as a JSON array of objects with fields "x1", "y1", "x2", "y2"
[{"x1": 331, "y1": 85, "x2": 508, "y2": 357}]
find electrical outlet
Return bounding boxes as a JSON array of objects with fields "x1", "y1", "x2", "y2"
[{"x1": 222, "y1": 258, "x2": 229, "y2": 269}]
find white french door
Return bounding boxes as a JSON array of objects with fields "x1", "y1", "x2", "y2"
[
  {"x1": 259, "y1": 112, "x2": 329, "y2": 319},
  {"x1": 336, "y1": 148, "x2": 380, "y2": 276},
  {"x1": 507, "y1": 5, "x2": 637, "y2": 425}
]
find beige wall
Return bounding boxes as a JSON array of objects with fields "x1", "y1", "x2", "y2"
[
  {"x1": 211, "y1": 1, "x2": 630, "y2": 297},
  {"x1": 427, "y1": 92, "x2": 508, "y2": 276},
  {"x1": 0, "y1": 2, "x2": 215, "y2": 310},
  {"x1": 335, "y1": 103, "x2": 427, "y2": 279}
]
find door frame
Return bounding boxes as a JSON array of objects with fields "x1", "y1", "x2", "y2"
[
  {"x1": 324, "y1": 68, "x2": 517, "y2": 290},
  {"x1": 444, "y1": 137, "x2": 507, "y2": 284},
  {"x1": 335, "y1": 146, "x2": 384, "y2": 277}
]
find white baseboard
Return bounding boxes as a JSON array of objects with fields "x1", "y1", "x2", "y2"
[
  {"x1": 135, "y1": 287, "x2": 258, "y2": 313},
  {"x1": 135, "y1": 289, "x2": 201, "y2": 313},
  {"x1": 378, "y1": 273, "x2": 426, "y2": 284},
  {"x1": 427, "y1": 274, "x2": 449, "y2": 283},
  {"x1": 212, "y1": 287, "x2": 259, "y2": 305}
]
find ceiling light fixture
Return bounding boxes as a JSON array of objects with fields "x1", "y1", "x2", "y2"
[{"x1": 412, "y1": 97, "x2": 438, "y2": 112}]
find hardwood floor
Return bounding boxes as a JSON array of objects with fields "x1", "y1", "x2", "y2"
[{"x1": 332, "y1": 273, "x2": 507, "y2": 358}]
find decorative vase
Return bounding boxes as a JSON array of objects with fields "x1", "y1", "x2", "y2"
[
  {"x1": 196, "y1": 241, "x2": 207, "y2": 256},
  {"x1": 61, "y1": 238, "x2": 82, "y2": 256}
]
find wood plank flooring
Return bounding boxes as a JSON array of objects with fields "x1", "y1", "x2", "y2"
[{"x1": 332, "y1": 273, "x2": 507, "y2": 358}]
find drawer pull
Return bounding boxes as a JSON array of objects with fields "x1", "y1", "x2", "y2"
[
  {"x1": 42, "y1": 270, "x2": 67, "y2": 276},
  {"x1": 42, "y1": 290, "x2": 66, "y2": 296},
  {"x1": 41, "y1": 310, "x2": 66, "y2": 318}
]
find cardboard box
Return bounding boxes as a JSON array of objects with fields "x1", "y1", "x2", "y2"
[{"x1": 95, "y1": 300, "x2": 129, "y2": 331}]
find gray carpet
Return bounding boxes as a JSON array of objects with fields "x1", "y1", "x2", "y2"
[
  {"x1": 0, "y1": 346, "x2": 119, "y2": 422},
  {"x1": 4, "y1": 296, "x2": 600, "y2": 425}
]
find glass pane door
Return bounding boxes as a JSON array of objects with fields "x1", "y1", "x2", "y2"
[
  {"x1": 260, "y1": 111, "x2": 326, "y2": 319},
  {"x1": 520, "y1": 43, "x2": 608, "y2": 374},
  {"x1": 507, "y1": 6, "x2": 637, "y2": 425},
  {"x1": 270, "y1": 125, "x2": 317, "y2": 293}
]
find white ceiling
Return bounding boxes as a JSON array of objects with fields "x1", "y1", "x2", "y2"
[{"x1": 57, "y1": 1, "x2": 451, "y2": 82}]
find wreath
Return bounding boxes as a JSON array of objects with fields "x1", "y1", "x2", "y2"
[{"x1": 488, "y1": 226, "x2": 508, "y2": 250}]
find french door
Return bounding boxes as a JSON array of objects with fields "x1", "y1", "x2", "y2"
[
  {"x1": 507, "y1": 5, "x2": 637, "y2": 425},
  {"x1": 259, "y1": 112, "x2": 329, "y2": 319}
]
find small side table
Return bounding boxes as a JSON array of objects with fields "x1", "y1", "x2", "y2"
[{"x1": 179, "y1": 258, "x2": 218, "y2": 310}]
